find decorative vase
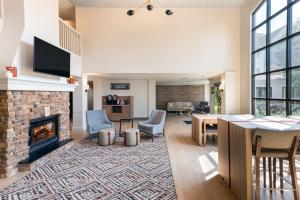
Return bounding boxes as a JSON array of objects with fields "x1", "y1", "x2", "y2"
[{"x1": 5, "y1": 66, "x2": 17, "y2": 77}]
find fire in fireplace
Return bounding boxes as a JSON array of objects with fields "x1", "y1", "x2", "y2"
[
  {"x1": 32, "y1": 122, "x2": 56, "y2": 143},
  {"x1": 28, "y1": 114, "x2": 60, "y2": 160}
]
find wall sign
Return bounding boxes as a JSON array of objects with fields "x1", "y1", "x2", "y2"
[{"x1": 111, "y1": 83, "x2": 130, "y2": 90}]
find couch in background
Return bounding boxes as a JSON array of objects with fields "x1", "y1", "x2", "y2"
[{"x1": 167, "y1": 102, "x2": 194, "y2": 112}]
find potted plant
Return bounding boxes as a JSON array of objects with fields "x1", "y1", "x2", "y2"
[{"x1": 211, "y1": 83, "x2": 223, "y2": 114}]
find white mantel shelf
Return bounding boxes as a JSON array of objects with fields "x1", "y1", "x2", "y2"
[{"x1": 0, "y1": 77, "x2": 78, "y2": 92}]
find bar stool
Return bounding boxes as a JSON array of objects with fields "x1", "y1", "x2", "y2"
[{"x1": 253, "y1": 128, "x2": 300, "y2": 200}]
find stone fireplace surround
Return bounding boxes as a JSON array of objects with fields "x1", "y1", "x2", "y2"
[{"x1": 0, "y1": 90, "x2": 70, "y2": 178}]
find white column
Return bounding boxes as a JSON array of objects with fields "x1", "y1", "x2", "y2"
[
  {"x1": 72, "y1": 74, "x2": 88, "y2": 131},
  {"x1": 148, "y1": 79, "x2": 156, "y2": 116},
  {"x1": 224, "y1": 71, "x2": 237, "y2": 115},
  {"x1": 204, "y1": 82, "x2": 210, "y2": 103}
]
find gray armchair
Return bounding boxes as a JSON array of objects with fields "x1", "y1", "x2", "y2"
[
  {"x1": 138, "y1": 110, "x2": 166, "y2": 142},
  {"x1": 86, "y1": 110, "x2": 114, "y2": 140}
]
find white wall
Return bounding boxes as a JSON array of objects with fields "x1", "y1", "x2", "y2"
[
  {"x1": 240, "y1": 0, "x2": 262, "y2": 113},
  {"x1": 73, "y1": 75, "x2": 88, "y2": 131},
  {"x1": 88, "y1": 77, "x2": 152, "y2": 118},
  {"x1": 76, "y1": 8, "x2": 240, "y2": 75},
  {"x1": 148, "y1": 79, "x2": 156, "y2": 116},
  {"x1": 0, "y1": 0, "x2": 24, "y2": 74}
]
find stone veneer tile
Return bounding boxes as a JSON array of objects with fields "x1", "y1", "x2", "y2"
[{"x1": 0, "y1": 91, "x2": 70, "y2": 178}]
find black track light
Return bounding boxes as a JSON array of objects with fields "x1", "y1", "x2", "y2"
[
  {"x1": 147, "y1": 4, "x2": 153, "y2": 11},
  {"x1": 165, "y1": 9, "x2": 173, "y2": 16},
  {"x1": 127, "y1": 10, "x2": 135, "y2": 16},
  {"x1": 126, "y1": 1, "x2": 174, "y2": 16}
]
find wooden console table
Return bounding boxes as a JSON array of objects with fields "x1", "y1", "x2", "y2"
[{"x1": 102, "y1": 96, "x2": 133, "y2": 121}]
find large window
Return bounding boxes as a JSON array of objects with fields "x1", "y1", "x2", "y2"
[{"x1": 252, "y1": 0, "x2": 300, "y2": 116}]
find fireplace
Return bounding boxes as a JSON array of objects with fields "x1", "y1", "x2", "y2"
[{"x1": 28, "y1": 114, "x2": 60, "y2": 161}]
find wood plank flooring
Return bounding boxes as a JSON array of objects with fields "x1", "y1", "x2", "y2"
[{"x1": 164, "y1": 115, "x2": 236, "y2": 200}]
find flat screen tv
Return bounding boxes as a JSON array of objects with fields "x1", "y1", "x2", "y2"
[{"x1": 33, "y1": 37, "x2": 70, "y2": 78}]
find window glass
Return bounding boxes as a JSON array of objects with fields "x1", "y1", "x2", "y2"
[
  {"x1": 270, "y1": 100, "x2": 286, "y2": 116},
  {"x1": 270, "y1": 71, "x2": 286, "y2": 99},
  {"x1": 291, "y1": 68, "x2": 300, "y2": 99},
  {"x1": 270, "y1": 41, "x2": 286, "y2": 71},
  {"x1": 292, "y1": 1, "x2": 300, "y2": 34},
  {"x1": 291, "y1": 101, "x2": 300, "y2": 115},
  {"x1": 270, "y1": 11, "x2": 287, "y2": 43},
  {"x1": 291, "y1": 35, "x2": 300, "y2": 67},
  {"x1": 253, "y1": 50, "x2": 266, "y2": 74},
  {"x1": 254, "y1": 75, "x2": 267, "y2": 98},
  {"x1": 255, "y1": 100, "x2": 266, "y2": 116},
  {"x1": 254, "y1": 24, "x2": 267, "y2": 50},
  {"x1": 252, "y1": 0, "x2": 294, "y2": 116},
  {"x1": 271, "y1": 0, "x2": 287, "y2": 16},
  {"x1": 254, "y1": 2, "x2": 267, "y2": 26}
]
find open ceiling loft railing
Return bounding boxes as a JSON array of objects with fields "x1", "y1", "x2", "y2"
[{"x1": 127, "y1": 0, "x2": 173, "y2": 16}]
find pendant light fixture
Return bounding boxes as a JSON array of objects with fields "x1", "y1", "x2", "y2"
[{"x1": 127, "y1": 0, "x2": 173, "y2": 16}]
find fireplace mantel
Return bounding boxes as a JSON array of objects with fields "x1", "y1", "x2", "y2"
[{"x1": 0, "y1": 76, "x2": 77, "y2": 92}]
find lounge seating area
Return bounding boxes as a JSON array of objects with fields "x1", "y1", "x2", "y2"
[{"x1": 86, "y1": 110, "x2": 167, "y2": 144}]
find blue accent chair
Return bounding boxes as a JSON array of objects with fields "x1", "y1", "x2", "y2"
[
  {"x1": 86, "y1": 110, "x2": 114, "y2": 141},
  {"x1": 138, "y1": 110, "x2": 166, "y2": 142}
]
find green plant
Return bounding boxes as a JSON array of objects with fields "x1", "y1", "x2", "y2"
[{"x1": 212, "y1": 87, "x2": 222, "y2": 114}]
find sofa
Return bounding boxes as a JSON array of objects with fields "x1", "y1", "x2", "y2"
[
  {"x1": 194, "y1": 101, "x2": 210, "y2": 114},
  {"x1": 167, "y1": 102, "x2": 194, "y2": 112}
]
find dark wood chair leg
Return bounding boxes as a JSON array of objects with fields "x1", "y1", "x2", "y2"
[
  {"x1": 280, "y1": 158, "x2": 283, "y2": 194},
  {"x1": 152, "y1": 135, "x2": 154, "y2": 142},
  {"x1": 273, "y1": 158, "x2": 277, "y2": 189},
  {"x1": 124, "y1": 133, "x2": 126, "y2": 145},
  {"x1": 263, "y1": 157, "x2": 266, "y2": 188},
  {"x1": 256, "y1": 157, "x2": 261, "y2": 200},
  {"x1": 268, "y1": 157, "x2": 273, "y2": 191}
]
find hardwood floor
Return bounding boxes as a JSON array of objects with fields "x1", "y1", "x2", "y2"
[
  {"x1": 164, "y1": 114, "x2": 236, "y2": 200},
  {"x1": 1, "y1": 114, "x2": 299, "y2": 200}
]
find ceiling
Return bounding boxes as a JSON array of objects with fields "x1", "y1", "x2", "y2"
[
  {"x1": 85, "y1": 73, "x2": 220, "y2": 85},
  {"x1": 69, "y1": 0, "x2": 249, "y2": 8}
]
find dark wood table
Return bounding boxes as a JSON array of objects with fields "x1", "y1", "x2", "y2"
[{"x1": 119, "y1": 118, "x2": 134, "y2": 136}]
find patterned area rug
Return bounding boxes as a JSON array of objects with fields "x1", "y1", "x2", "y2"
[{"x1": 0, "y1": 136, "x2": 177, "y2": 200}]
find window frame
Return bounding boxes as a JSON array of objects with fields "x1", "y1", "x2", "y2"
[{"x1": 251, "y1": 0, "x2": 300, "y2": 116}]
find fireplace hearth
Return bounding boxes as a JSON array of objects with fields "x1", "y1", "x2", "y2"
[{"x1": 28, "y1": 115, "x2": 60, "y2": 161}]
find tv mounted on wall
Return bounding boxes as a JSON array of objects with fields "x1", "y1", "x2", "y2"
[{"x1": 33, "y1": 37, "x2": 70, "y2": 78}]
